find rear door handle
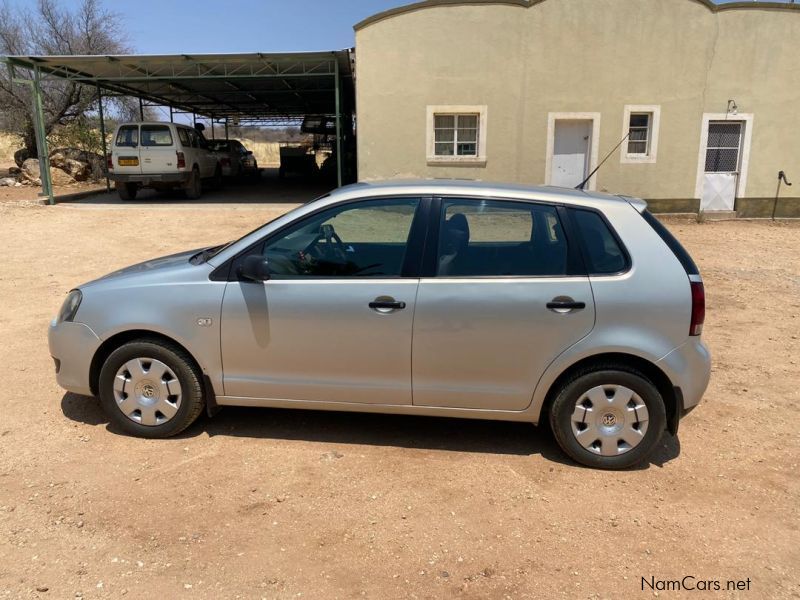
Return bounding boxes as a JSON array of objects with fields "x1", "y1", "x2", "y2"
[
  {"x1": 369, "y1": 300, "x2": 406, "y2": 311},
  {"x1": 546, "y1": 297, "x2": 586, "y2": 312}
]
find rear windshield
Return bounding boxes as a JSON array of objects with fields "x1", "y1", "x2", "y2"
[
  {"x1": 115, "y1": 125, "x2": 138, "y2": 147},
  {"x1": 209, "y1": 141, "x2": 231, "y2": 152},
  {"x1": 141, "y1": 125, "x2": 173, "y2": 147},
  {"x1": 571, "y1": 208, "x2": 629, "y2": 274},
  {"x1": 641, "y1": 210, "x2": 699, "y2": 275}
]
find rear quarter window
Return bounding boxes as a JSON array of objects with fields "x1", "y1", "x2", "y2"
[
  {"x1": 115, "y1": 125, "x2": 138, "y2": 147},
  {"x1": 571, "y1": 209, "x2": 629, "y2": 274},
  {"x1": 140, "y1": 125, "x2": 174, "y2": 147}
]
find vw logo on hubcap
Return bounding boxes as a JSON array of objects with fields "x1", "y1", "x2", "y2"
[
  {"x1": 142, "y1": 384, "x2": 156, "y2": 399},
  {"x1": 601, "y1": 413, "x2": 617, "y2": 427}
]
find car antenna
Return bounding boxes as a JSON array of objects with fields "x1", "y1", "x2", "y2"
[{"x1": 575, "y1": 132, "x2": 631, "y2": 190}]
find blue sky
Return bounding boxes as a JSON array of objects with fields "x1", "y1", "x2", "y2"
[{"x1": 8, "y1": 0, "x2": 772, "y2": 54}]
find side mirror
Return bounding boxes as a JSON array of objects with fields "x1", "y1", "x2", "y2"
[{"x1": 238, "y1": 255, "x2": 270, "y2": 282}]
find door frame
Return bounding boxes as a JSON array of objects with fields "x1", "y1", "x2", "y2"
[
  {"x1": 694, "y1": 112, "x2": 754, "y2": 201},
  {"x1": 545, "y1": 112, "x2": 601, "y2": 191}
]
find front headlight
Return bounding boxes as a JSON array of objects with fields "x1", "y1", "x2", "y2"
[{"x1": 56, "y1": 289, "x2": 82, "y2": 324}]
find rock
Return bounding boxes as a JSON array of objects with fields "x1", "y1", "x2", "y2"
[
  {"x1": 49, "y1": 148, "x2": 104, "y2": 181},
  {"x1": 0, "y1": 177, "x2": 16, "y2": 187},
  {"x1": 64, "y1": 159, "x2": 89, "y2": 181},
  {"x1": 49, "y1": 152, "x2": 67, "y2": 169},
  {"x1": 8, "y1": 166, "x2": 20, "y2": 175},
  {"x1": 21, "y1": 158, "x2": 40, "y2": 181},
  {"x1": 50, "y1": 168, "x2": 76, "y2": 186},
  {"x1": 14, "y1": 147, "x2": 32, "y2": 167}
]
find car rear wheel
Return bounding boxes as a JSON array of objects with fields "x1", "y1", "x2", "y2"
[
  {"x1": 117, "y1": 182, "x2": 137, "y2": 201},
  {"x1": 98, "y1": 339, "x2": 205, "y2": 438},
  {"x1": 184, "y1": 167, "x2": 202, "y2": 199},
  {"x1": 549, "y1": 368, "x2": 666, "y2": 469}
]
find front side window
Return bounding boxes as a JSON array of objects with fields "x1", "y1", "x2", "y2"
[
  {"x1": 115, "y1": 125, "x2": 138, "y2": 147},
  {"x1": 261, "y1": 198, "x2": 420, "y2": 278},
  {"x1": 627, "y1": 113, "x2": 651, "y2": 155},
  {"x1": 140, "y1": 125, "x2": 173, "y2": 147},
  {"x1": 177, "y1": 128, "x2": 191, "y2": 147},
  {"x1": 436, "y1": 199, "x2": 569, "y2": 277}
]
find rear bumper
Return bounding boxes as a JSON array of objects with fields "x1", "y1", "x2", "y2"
[
  {"x1": 657, "y1": 338, "x2": 711, "y2": 429},
  {"x1": 48, "y1": 320, "x2": 101, "y2": 396},
  {"x1": 109, "y1": 172, "x2": 191, "y2": 185}
]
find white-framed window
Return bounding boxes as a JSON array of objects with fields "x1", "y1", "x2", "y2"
[
  {"x1": 620, "y1": 105, "x2": 660, "y2": 164},
  {"x1": 426, "y1": 105, "x2": 487, "y2": 165}
]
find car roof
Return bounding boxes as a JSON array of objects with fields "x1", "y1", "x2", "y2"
[{"x1": 329, "y1": 179, "x2": 645, "y2": 211}]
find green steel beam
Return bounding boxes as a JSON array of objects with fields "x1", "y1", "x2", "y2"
[
  {"x1": 96, "y1": 83, "x2": 110, "y2": 192},
  {"x1": 31, "y1": 65, "x2": 54, "y2": 205},
  {"x1": 334, "y1": 55, "x2": 342, "y2": 188}
]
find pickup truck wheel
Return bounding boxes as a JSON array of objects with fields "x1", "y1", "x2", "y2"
[
  {"x1": 184, "y1": 167, "x2": 202, "y2": 199},
  {"x1": 117, "y1": 182, "x2": 137, "y2": 201}
]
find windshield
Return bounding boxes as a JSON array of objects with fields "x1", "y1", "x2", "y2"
[{"x1": 196, "y1": 194, "x2": 332, "y2": 263}]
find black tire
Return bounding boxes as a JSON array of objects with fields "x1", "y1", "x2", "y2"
[
  {"x1": 183, "y1": 167, "x2": 202, "y2": 199},
  {"x1": 117, "y1": 182, "x2": 137, "y2": 201},
  {"x1": 212, "y1": 165, "x2": 223, "y2": 189},
  {"x1": 549, "y1": 367, "x2": 667, "y2": 470},
  {"x1": 98, "y1": 339, "x2": 205, "y2": 438}
]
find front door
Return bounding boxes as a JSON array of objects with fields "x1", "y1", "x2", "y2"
[
  {"x1": 412, "y1": 198, "x2": 595, "y2": 411},
  {"x1": 550, "y1": 119, "x2": 592, "y2": 188},
  {"x1": 220, "y1": 197, "x2": 422, "y2": 404},
  {"x1": 701, "y1": 121, "x2": 743, "y2": 211}
]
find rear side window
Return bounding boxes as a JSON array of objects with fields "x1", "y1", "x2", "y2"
[
  {"x1": 177, "y1": 128, "x2": 191, "y2": 147},
  {"x1": 571, "y1": 209, "x2": 628, "y2": 274},
  {"x1": 641, "y1": 210, "x2": 699, "y2": 275},
  {"x1": 115, "y1": 125, "x2": 138, "y2": 147},
  {"x1": 140, "y1": 125, "x2": 173, "y2": 147},
  {"x1": 437, "y1": 199, "x2": 569, "y2": 277}
]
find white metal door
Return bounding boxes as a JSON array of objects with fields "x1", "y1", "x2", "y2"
[
  {"x1": 551, "y1": 119, "x2": 592, "y2": 188},
  {"x1": 701, "y1": 121, "x2": 743, "y2": 211},
  {"x1": 139, "y1": 124, "x2": 177, "y2": 174}
]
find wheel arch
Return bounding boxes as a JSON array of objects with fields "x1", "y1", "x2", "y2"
[
  {"x1": 89, "y1": 329, "x2": 202, "y2": 397},
  {"x1": 539, "y1": 352, "x2": 679, "y2": 434}
]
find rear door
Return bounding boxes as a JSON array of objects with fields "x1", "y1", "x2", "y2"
[
  {"x1": 140, "y1": 124, "x2": 177, "y2": 173},
  {"x1": 112, "y1": 125, "x2": 141, "y2": 174},
  {"x1": 411, "y1": 197, "x2": 595, "y2": 411}
]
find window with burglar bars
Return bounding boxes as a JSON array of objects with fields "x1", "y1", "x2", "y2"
[
  {"x1": 434, "y1": 114, "x2": 479, "y2": 157},
  {"x1": 705, "y1": 122, "x2": 742, "y2": 173},
  {"x1": 627, "y1": 113, "x2": 651, "y2": 155}
]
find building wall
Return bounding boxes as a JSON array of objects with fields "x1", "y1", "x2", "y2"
[{"x1": 354, "y1": 0, "x2": 800, "y2": 209}]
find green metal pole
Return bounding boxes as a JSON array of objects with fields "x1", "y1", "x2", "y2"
[
  {"x1": 334, "y1": 56, "x2": 343, "y2": 188},
  {"x1": 139, "y1": 97, "x2": 144, "y2": 121},
  {"x1": 211, "y1": 116, "x2": 215, "y2": 140},
  {"x1": 31, "y1": 65, "x2": 54, "y2": 205},
  {"x1": 96, "y1": 84, "x2": 111, "y2": 192},
  {"x1": 225, "y1": 118, "x2": 229, "y2": 140},
  {"x1": 169, "y1": 106, "x2": 173, "y2": 123}
]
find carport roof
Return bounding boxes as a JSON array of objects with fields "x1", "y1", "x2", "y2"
[{"x1": 3, "y1": 50, "x2": 354, "y2": 122}]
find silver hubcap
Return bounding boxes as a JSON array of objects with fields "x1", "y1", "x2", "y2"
[
  {"x1": 571, "y1": 384, "x2": 649, "y2": 456},
  {"x1": 113, "y1": 358, "x2": 182, "y2": 426}
]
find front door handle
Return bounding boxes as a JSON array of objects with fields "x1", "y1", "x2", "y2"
[
  {"x1": 547, "y1": 297, "x2": 586, "y2": 312},
  {"x1": 369, "y1": 299, "x2": 406, "y2": 311}
]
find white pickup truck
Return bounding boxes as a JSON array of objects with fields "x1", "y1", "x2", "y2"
[{"x1": 108, "y1": 122, "x2": 222, "y2": 200}]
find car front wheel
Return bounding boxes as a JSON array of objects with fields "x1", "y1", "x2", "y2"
[
  {"x1": 549, "y1": 368, "x2": 667, "y2": 469},
  {"x1": 98, "y1": 339, "x2": 205, "y2": 438}
]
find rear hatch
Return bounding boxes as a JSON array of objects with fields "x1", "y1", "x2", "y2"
[
  {"x1": 139, "y1": 124, "x2": 177, "y2": 173},
  {"x1": 112, "y1": 124, "x2": 141, "y2": 174}
]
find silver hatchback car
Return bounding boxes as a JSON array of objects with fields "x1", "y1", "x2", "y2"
[{"x1": 49, "y1": 181, "x2": 710, "y2": 469}]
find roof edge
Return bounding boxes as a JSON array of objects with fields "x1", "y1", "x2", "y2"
[{"x1": 354, "y1": 0, "x2": 800, "y2": 31}]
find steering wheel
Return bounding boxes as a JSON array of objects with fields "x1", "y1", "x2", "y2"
[{"x1": 319, "y1": 223, "x2": 348, "y2": 263}]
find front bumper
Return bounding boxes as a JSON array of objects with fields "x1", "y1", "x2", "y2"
[
  {"x1": 109, "y1": 172, "x2": 191, "y2": 185},
  {"x1": 48, "y1": 320, "x2": 102, "y2": 396}
]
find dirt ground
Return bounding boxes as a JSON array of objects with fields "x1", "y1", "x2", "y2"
[{"x1": 0, "y1": 198, "x2": 798, "y2": 599}]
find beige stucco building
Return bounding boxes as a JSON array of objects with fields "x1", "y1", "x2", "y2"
[{"x1": 354, "y1": 0, "x2": 800, "y2": 215}]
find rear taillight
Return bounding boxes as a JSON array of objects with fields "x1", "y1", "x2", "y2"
[
  {"x1": 690, "y1": 280, "x2": 705, "y2": 336},
  {"x1": 176, "y1": 151, "x2": 186, "y2": 169},
  {"x1": 106, "y1": 153, "x2": 113, "y2": 170}
]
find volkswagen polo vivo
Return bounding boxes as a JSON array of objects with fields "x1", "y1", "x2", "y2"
[{"x1": 49, "y1": 181, "x2": 710, "y2": 469}]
